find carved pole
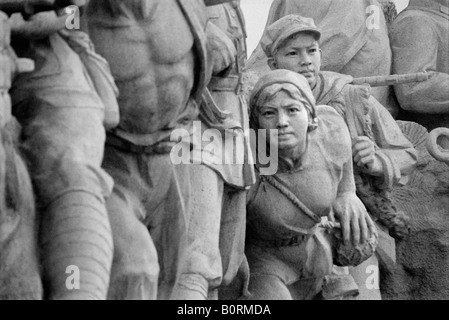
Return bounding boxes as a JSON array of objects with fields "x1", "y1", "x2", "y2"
[
  {"x1": 203, "y1": 0, "x2": 235, "y2": 6},
  {"x1": 350, "y1": 72, "x2": 449, "y2": 165},
  {"x1": 351, "y1": 72, "x2": 429, "y2": 87}
]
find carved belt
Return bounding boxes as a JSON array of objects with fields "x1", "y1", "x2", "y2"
[{"x1": 106, "y1": 133, "x2": 177, "y2": 155}]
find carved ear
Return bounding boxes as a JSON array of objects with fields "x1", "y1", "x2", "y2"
[
  {"x1": 267, "y1": 57, "x2": 277, "y2": 70},
  {"x1": 308, "y1": 118, "x2": 318, "y2": 131}
]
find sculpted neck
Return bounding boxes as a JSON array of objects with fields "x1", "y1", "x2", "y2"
[{"x1": 278, "y1": 139, "x2": 308, "y2": 171}]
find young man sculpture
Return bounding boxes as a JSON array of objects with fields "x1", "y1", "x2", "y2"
[{"x1": 246, "y1": 0, "x2": 399, "y2": 116}]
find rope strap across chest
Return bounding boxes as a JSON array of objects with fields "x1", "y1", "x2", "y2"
[{"x1": 259, "y1": 174, "x2": 322, "y2": 224}]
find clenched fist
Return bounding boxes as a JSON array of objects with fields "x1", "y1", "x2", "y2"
[{"x1": 352, "y1": 136, "x2": 384, "y2": 176}]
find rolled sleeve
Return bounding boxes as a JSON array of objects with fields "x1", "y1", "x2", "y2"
[{"x1": 391, "y1": 15, "x2": 449, "y2": 114}]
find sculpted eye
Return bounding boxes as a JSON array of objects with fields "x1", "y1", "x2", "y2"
[
  {"x1": 262, "y1": 110, "x2": 276, "y2": 117},
  {"x1": 288, "y1": 107, "x2": 300, "y2": 114}
]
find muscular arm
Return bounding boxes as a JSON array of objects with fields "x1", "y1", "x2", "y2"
[{"x1": 391, "y1": 15, "x2": 449, "y2": 114}]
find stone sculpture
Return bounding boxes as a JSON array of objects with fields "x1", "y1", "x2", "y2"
[
  {"x1": 172, "y1": 0, "x2": 256, "y2": 300},
  {"x1": 5, "y1": 0, "x2": 117, "y2": 300},
  {"x1": 2, "y1": 0, "x2": 448, "y2": 301},
  {"x1": 390, "y1": 0, "x2": 449, "y2": 131},
  {"x1": 256, "y1": 14, "x2": 418, "y2": 300},
  {"x1": 86, "y1": 0, "x2": 244, "y2": 300},
  {"x1": 380, "y1": 0, "x2": 449, "y2": 299},
  {"x1": 245, "y1": 69, "x2": 377, "y2": 300},
  {"x1": 0, "y1": 8, "x2": 41, "y2": 300}
]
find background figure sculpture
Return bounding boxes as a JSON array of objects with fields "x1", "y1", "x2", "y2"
[
  {"x1": 0, "y1": 9, "x2": 42, "y2": 300},
  {"x1": 245, "y1": 0, "x2": 400, "y2": 117},
  {"x1": 381, "y1": 0, "x2": 449, "y2": 299},
  {"x1": 8, "y1": 0, "x2": 117, "y2": 299},
  {"x1": 172, "y1": 0, "x2": 256, "y2": 300},
  {"x1": 391, "y1": 0, "x2": 449, "y2": 130}
]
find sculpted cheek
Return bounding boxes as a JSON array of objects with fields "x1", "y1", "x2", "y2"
[{"x1": 258, "y1": 118, "x2": 274, "y2": 130}]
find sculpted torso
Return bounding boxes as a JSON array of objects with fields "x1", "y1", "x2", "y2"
[
  {"x1": 87, "y1": 0, "x2": 197, "y2": 134},
  {"x1": 247, "y1": 107, "x2": 352, "y2": 240}
]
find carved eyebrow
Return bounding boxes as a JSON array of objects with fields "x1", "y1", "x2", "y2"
[
  {"x1": 282, "y1": 103, "x2": 303, "y2": 110},
  {"x1": 285, "y1": 42, "x2": 319, "y2": 51},
  {"x1": 262, "y1": 102, "x2": 303, "y2": 110}
]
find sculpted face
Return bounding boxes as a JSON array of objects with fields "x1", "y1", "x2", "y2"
[
  {"x1": 257, "y1": 90, "x2": 309, "y2": 153},
  {"x1": 269, "y1": 33, "x2": 321, "y2": 89}
]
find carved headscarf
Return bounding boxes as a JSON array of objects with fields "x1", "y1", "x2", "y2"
[{"x1": 249, "y1": 69, "x2": 318, "y2": 131}]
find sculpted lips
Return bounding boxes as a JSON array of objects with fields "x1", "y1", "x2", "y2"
[
  {"x1": 298, "y1": 70, "x2": 314, "y2": 77},
  {"x1": 277, "y1": 131, "x2": 294, "y2": 138}
]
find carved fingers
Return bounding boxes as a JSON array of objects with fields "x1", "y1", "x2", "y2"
[
  {"x1": 333, "y1": 193, "x2": 377, "y2": 246},
  {"x1": 352, "y1": 136, "x2": 383, "y2": 176}
]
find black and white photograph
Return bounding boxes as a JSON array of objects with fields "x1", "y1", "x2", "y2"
[{"x1": 0, "y1": 0, "x2": 448, "y2": 307}]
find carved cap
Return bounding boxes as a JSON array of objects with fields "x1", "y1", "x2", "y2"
[{"x1": 260, "y1": 14, "x2": 321, "y2": 58}]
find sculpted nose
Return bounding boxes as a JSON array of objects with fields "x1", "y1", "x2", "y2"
[
  {"x1": 276, "y1": 112, "x2": 289, "y2": 128},
  {"x1": 299, "y1": 53, "x2": 312, "y2": 66}
]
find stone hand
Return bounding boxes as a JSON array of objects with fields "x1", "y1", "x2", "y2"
[
  {"x1": 352, "y1": 136, "x2": 384, "y2": 176},
  {"x1": 331, "y1": 193, "x2": 377, "y2": 246},
  {"x1": 206, "y1": 22, "x2": 236, "y2": 77}
]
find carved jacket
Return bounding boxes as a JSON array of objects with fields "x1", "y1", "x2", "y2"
[
  {"x1": 313, "y1": 71, "x2": 418, "y2": 189},
  {"x1": 246, "y1": 106, "x2": 353, "y2": 282},
  {"x1": 390, "y1": 0, "x2": 449, "y2": 130},
  {"x1": 200, "y1": 1, "x2": 256, "y2": 189}
]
